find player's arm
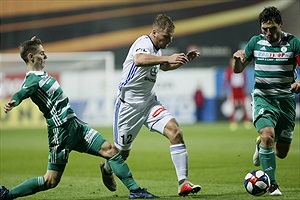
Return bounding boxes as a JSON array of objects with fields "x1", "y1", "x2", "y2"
[
  {"x1": 4, "y1": 76, "x2": 38, "y2": 113},
  {"x1": 3, "y1": 100, "x2": 16, "y2": 113},
  {"x1": 232, "y1": 50, "x2": 250, "y2": 73},
  {"x1": 290, "y1": 55, "x2": 300, "y2": 94},
  {"x1": 134, "y1": 53, "x2": 188, "y2": 69},
  {"x1": 3, "y1": 90, "x2": 29, "y2": 114},
  {"x1": 161, "y1": 50, "x2": 201, "y2": 71}
]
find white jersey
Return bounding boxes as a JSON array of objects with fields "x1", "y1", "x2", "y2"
[{"x1": 118, "y1": 35, "x2": 161, "y2": 103}]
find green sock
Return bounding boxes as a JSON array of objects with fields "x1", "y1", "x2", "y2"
[
  {"x1": 8, "y1": 176, "x2": 46, "y2": 199},
  {"x1": 259, "y1": 145, "x2": 277, "y2": 185},
  {"x1": 107, "y1": 153, "x2": 139, "y2": 191}
]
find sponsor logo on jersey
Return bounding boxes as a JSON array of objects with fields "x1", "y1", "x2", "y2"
[
  {"x1": 260, "y1": 46, "x2": 266, "y2": 51},
  {"x1": 136, "y1": 48, "x2": 148, "y2": 53},
  {"x1": 144, "y1": 77, "x2": 156, "y2": 83},
  {"x1": 257, "y1": 52, "x2": 286, "y2": 58}
]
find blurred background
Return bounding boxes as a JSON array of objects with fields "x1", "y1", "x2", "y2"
[{"x1": 1, "y1": 0, "x2": 299, "y2": 128}]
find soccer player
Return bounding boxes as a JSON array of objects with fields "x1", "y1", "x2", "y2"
[
  {"x1": 223, "y1": 58, "x2": 250, "y2": 131},
  {"x1": 100, "y1": 14, "x2": 201, "y2": 197},
  {"x1": 232, "y1": 6, "x2": 300, "y2": 196},
  {"x1": 0, "y1": 36, "x2": 158, "y2": 199}
]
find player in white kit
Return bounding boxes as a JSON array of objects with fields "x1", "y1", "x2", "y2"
[{"x1": 100, "y1": 14, "x2": 201, "y2": 197}]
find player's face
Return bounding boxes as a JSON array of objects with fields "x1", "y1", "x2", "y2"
[
  {"x1": 32, "y1": 45, "x2": 47, "y2": 70},
  {"x1": 154, "y1": 28, "x2": 174, "y2": 49},
  {"x1": 261, "y1": 20, "x2": 282, "y2": 43}
]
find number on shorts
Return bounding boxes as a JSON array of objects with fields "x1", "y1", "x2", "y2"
[{"x1": 121, "y1": 134, "x2": 133, "y2": 144}]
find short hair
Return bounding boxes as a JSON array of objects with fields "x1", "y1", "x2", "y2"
[
  {"x1": 152, "y1": 14, "x2": 175, "y2": 32},
  {"x1": 19, "y1": 37, "x2": 42, "y2": 64},
  {"x1": 259, "y1": 6, "x2": 282, "y2": 25}
]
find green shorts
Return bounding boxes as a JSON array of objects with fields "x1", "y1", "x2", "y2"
[
  {"x1": 47, "y1": 118, "x2": 106, "y2": 171},
  {"x1": 252, "y1": 95, "x2": 295, "y2": 144}
]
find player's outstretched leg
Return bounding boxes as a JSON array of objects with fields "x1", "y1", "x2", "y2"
[
  {"x1": 105, "y1": 153, "x2": 159, "y2": 198},
  {"x1": 253, "y1": 136, "x2": 261, "y2": 166},
  {"x1": 178, "y1": 181, "x2": 201, "y2": 197},
  {"x1": 100, "y1": 161, "x2": 117, "y2": 191}
]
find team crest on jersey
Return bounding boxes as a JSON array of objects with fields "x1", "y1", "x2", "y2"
[
  {"x1": 150, "y1": 66, "x2": 158, "y2": 76},
  {"x1": 281, "y1": 46, "x2": 287, "y2": 53}
]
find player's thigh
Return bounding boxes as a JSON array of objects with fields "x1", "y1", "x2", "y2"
[
  {"x1": 114, "y1": 102, "x2": 144, "y2": 151},
  {"x1": 146, "y1": 101, "x2": 174, "y2": 135},
  {"x1": 73, "y1": 122, "x2": 107, "y2": 156},
  {"x1": 47, "y1": 120, "x2": 77, "y2": 166},
  {"x1": 253, "y1": 96, "x2": 278, "y2": 132}
]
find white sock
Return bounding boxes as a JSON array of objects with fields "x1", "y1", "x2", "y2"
[{"x1": 170, "y1": 144, "x2": 188, "y2": 183}]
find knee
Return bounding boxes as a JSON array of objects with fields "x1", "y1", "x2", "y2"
[
  {"x1": 173, "y1": 128, "x2": 183, "y2": 141},
  {"x1": 167, "y1": 126, "x2": 183, "y2": 144},
  {"x1": 259, "y1": 128, "x2": 275, "y2": 148},
  {"x1": 261, "y1": 134, "x2": 274, "y2": 145},
  {"x1": 44, "y1": 175, "x2": 60, "y2": 189},
  {"x1": 99, "y1": 141, "x2": 119, "y2": 159}
]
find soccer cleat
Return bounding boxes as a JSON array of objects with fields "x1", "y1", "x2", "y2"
[
  {"x1": 253, "y1": 136, "x2": 261, "y2": 166},
  {"x1": 100, "y1": 162, "x2": 117, "y2": 191},
  {"x1": 129, "y1": 188, "x2": 159, "y2": 199},
  {"x1": 0, "y1": 186, "x2": 9, "y2": 200},
  {"x1": 178, "y1": 181, "x2": 201, "y2": 197},
  {"x1": 269, "y1": 184, "x2": 282, "y2": 196}
]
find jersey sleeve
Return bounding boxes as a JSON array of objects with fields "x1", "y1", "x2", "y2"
[
  {"x1": 244, "y1": 36, "x2": 258, "y2": 62},
  {"x1": 293, "y1": 37, "x2": 300, "y2": 66},
  {"x1": 11, "y1": 74, "x2": 39, "y2": 107},
  {"x1": 132, "y1": 36, "x2": 152, "y2": 56}
]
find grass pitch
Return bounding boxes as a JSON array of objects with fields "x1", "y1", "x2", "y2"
[{"x1": 0, "y1": 122, "x2": 299, "y2": 199}]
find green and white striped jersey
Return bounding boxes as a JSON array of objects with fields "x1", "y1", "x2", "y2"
[
  {"x1": 11, "y1": 71, "x2": 76, "y2": 127},
  {"x1": 245, "y1": 32, "x2": 300, "y2": 99}
]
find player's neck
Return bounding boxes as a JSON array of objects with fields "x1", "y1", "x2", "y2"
[{"x1": 27, "y1": 64, "x2": 43, "y2": 72}]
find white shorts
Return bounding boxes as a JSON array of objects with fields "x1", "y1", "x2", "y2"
[{"x1": 113, "y1": 97, "x2": 173, "y2": 151}]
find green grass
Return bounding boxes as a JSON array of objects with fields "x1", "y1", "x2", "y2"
[{"x1": 0, "y1": 122, "x2": 299, "y2": 200}]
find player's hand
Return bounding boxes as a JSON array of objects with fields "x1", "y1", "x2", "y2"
[
  {"x1": 233, "y1": 50, "x2": 246, "y2": 62},
  {"x1": 290, "y1": 82, "x2": 300, "y2": 94},
  {"x1": 186, "y1": 50, "x2": 201, "y2": 61},
  {"x1": 3, "y1": 100, "x2": 16, "y2": 113},
  {"x1": 168, "y1": 53, "x2": 189, "y2": 64}
]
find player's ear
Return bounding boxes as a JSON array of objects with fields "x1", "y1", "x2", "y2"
[
  {"x1": 27, "y1": 53, "x2": 34, "y2": 63},
  {"x1": 152, "y1": 29, "x2": 157, "y2": 37},
  {"x1": 280, "y1": 20, "x2": 283, "y2": 27}
]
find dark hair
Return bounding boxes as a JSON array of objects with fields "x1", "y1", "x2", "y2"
[
  {"x1": 152, "y1": 14, "x2": 175, "y2": 32},
  {"x1": 259, "y1": 6, "x2": 282, "y2": 25},
  {"x1": 19, "y1": 37, "x2": 42, "y2": 64}
]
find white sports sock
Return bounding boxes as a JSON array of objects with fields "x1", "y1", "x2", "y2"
[{"x1": 170, "y1": 144, "x2": 188, "y2": 183}]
